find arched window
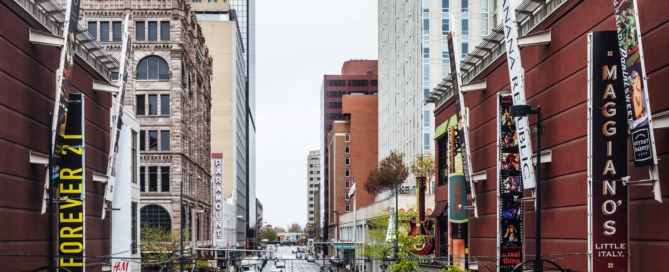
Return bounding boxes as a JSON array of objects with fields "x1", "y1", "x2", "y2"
[
  {"x1": 136, "y1": 56, "x2": 169, "y2": 80},
  {"x1": 140, "y1": 205, "x2": 171, "y2": 232}
]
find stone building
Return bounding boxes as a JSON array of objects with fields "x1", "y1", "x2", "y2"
[
  {"x1": 82, "y1": 0, "x2": 214, "y2": 248},
  {"x1": 307, "y1": 150, "x2": 321, "y2": 226}
]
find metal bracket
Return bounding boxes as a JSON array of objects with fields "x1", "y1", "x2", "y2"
[
  {"x1": 29, "y1": 28, "x2": 64, "y2": 47},
  {"x1": 621, "y1": 176, "x2": 656, "y2": 186},
  {"x1": 458, "y1": 204, "x2": 476, "y2": 210},
  {"x1": 461, "y1": 79, "x2": 487, "y2": 93},
  {"x1": 518, "y1": 29, "x2": 551, "y2": 47},
  {"x1": 472, "y1": 170, "x2": 487, "y2": 183},
  {"x1": 29, "y1": 151, "x2": 49, "y2": 165},
  {"x1": 105, "y1": 207, "x2": 121, "y2": 211},
  {"x1": 652, "y1": 110, "x2": 669, "y2": 129},
  {"x1": 514, "y1": 196, "x2": 536, "y2": 203},
  {"x1": 93, "y1": 172, "x2": 109, "y2": 183},
  {"x1": 532, "y1": 149, "x2": 552, "y2": 165},
  {"x1": 92, "y1": 80, "x2": 118, "y2": 93}
]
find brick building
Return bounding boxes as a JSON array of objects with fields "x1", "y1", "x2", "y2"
[
  {"x1": 320, "y1": 59, "x2": 377, "y2": 243},
  {"x1": 426, "y1": 1, "x2": 669, "y2": 271},
  {"x1": 327, "y1": 120, "x2": 351, "y2": 241},
  {"x1": 82, "y1": 0, "x2": 214, "y2": 248}
]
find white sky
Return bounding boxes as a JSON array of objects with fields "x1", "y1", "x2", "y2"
[{"x1": 255, "y1": 0, "x2": 378, "y2": 230}]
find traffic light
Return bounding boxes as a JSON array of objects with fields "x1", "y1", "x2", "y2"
[{"x1": 308, "y1": 240, "x2": 314, "y2": 248}]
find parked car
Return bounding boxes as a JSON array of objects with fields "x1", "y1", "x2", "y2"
[
  {"x1": 330, "y1": 256, "x2": 343, "y2": 266},
  {"x1": 320, "y1": 265, "x2": 334, "y2": 272}
]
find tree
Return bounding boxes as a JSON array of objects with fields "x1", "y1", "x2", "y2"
[
  {"x1": 140, "y1": 225, "x2": 208, "y2": 271},
  {"x1": 261, "y1": 228, "x2": 278, "y2": 242},
  {"x1": 364, "y1": 150, "x2": 409, "y2": 195},
  {"x1": 287, "y1": 222, "x2": 302, "y2": 233},
  {"x1": 409, "y1": 152, "x2": 435, "y2": 182},
  {"x1": 360, "y1": 209, "x2": 431, "y2": 272},
  {"x1": 274, "y1": 226, "x2": 286, "y2": 233}
]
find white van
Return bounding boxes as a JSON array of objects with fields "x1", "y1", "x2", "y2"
[{"x1": 241, "y1": 258, "x2": 259, "y2": 272}]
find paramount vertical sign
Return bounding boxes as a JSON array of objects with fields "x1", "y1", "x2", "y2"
[
  {"x1": 58, "y1": 93, "x2": 85, "y2": 271},
  {"x1": 212, "y1": 155, "x2": 224, "y2": 246},
  {"x1": 588, "y1": 31, "x2": 629, "y2": 272},
  {"x1": 500, "y1": 0, "x2": 535, "y2": 189}
]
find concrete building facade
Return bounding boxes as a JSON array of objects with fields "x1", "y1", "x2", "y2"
[
  {"x1": 82, "y1": 0, "x2": 214, "y2": 249},
  {"x1": 307, "y1": 150, "x2": 321, "y2": 226}
]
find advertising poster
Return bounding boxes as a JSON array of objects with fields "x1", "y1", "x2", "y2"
[
  {"x1": 613, "y1": 0, "x2": 658, "y2": 167},
  {"x1": 500, "y1": 0, "x2": 535, "y2": 189},
  {"x1": 58, "y1": 93, "x2": 85, "y2": 271},
  {"x1": 498, "y1": 93, "x2": 524, "y2": 270},
  {"x1": 111, "y1": 127, "x2": 132, "y2": 272},
  {"x1": 106, "y1": 15, "x2": 133, "y2": 202},
  {"x1": 50, "y1": 0, "x2": 82, "y2": 174},
  {"x1": 447, "y1": 119, "x2": 469, "y2": 270},
  {"x1": 447, "y1": 17, "x2": 477, "y2": 218},
  {"x1": 588, "y1": 31, "x2": 629, "y2": 272}
]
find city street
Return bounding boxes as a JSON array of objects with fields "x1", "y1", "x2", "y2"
[{"x1": 262, "y1": 245, "x2": 322, "y2": 272}]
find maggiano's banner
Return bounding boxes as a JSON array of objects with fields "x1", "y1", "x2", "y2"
[
  {"x1": 587, "y1": 31, "x2": 629, "y2": 272},
  {"x1": 498, "y1": 93, "x2": 524, "y2": 270},
  {"x1": 500, "y1": 0, "x2": 535, "y2": 189},
  {"x1": 58, "y1": 93, "x2": 86, "y2": 271},
  {"x1": 613, "y1": 0, "x2": 658, "y2": 168}
]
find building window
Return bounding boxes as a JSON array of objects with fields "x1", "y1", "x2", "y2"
[
  {"x1": 309, "y1": 211, "x2": 314, "y2": 214},
  {"x1": 132, "y1": 130, "x2": 137, "y2": 183},
  {"x1": 112, "y1": 21, "x2": 122, "y2": 41},
  {"x1": 136, "y1": 21, "x2": 145, "y2": 41},
  {"x1": 309, "y1": 197, "x2": 314, "y2": 201},
  {"x1": 462, "y1": 18, "x2": 469, "y2": 36},
  {"x1": 161, "y1": 95, "x2": 170, "y2": 115},
  {"x1": 345, "y1": 157, "x2": 350, "y2": 165},
  {"x1": 140, "y1": 166, "x2": 145, "y2": 192},
  {"x1": 161, "y1": 131, "x2": 170, "y2": 151},
  {"x1": 345, "y1": 134, "x2": 350, "y2": 142},
  {"x1": 327, "y1": 102, "x2": 342, "y2": 109},
  {"x1": 462, "y1": 0, "x2": 468, "y2": 12},
  {"x1": 100, "y1": 21, "x2": 109, "y2": 41},
  {"x1": 148, "y1": 95, "x2": 157, "y2": 115},
  {"x1": 161, "y1": 21, "x2": 170, "y2": 40},
  {"x1": 161, "y1": 167, "x2": 170, "y2": 192},
  {"x1": 345, "y1": 146, "x2": 350, "y2": 154},
  {"x1": 347, "y1": 80, "x2": 368, "y2": 86},
  {"x1": 131, "y1": 202, "x2": 137, "y2": 253},
  {"x1": 140, "y1": 205, "x2": 171, "y2": 232},
  {"x1": 345, "y1": 169, "x2": 350, "y2": 177},
  {"x1": 148, "y1": 166, "x2": 158, "y2": 192},
  {"x1": 442, "y1": 0, "x2": 449, "y2": 12},
  {"x1": 345, "y1": 194, "x2": 350, "y2": 200},
  {"x1": 309, "y1": 204, "x2": 314, "y2": 208},
  {"x1": 345, "y1": 204, "x2": 350, "y2": 212},
  {"x1": 326, "y1": 80, "x2": 346, "y2": 86},
  {"x1": 442, "y1": 18, "x2": 449, "y2": 35},
  {"x1": 438, "y1": 136, "x2": 448, "y2": 186},
  {"x1": 148, "y1": 22, "x2": 157, "y2": 41},
  {"x1": 149, "y1": 131, "x2": 158, "y2": 151},
  {"x1": 136, "y1": 56, "x2": 169, "y2": 80},
  {"x1": 462, "y1": 43, "x2": 469, "y2": 59},
  {"x1": 88, "y1": 21, "x2": 97, "y2": 39},
  {"x1": 139, "y1": 130, "x2": 146, "y2": 151},
  {"x1": 136, "y1": 95, "x2": 145, "y2": 115},
  {"x1": 345, "y1": 180, "x2": 350, "y2": 189}
]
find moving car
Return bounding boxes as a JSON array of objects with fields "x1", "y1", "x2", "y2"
[
  {"x1": 296, "y1": 253, "x2": 303, "y2": 259},
  {"x1": 275, "y1": 257, "x2": 286, "y2": 268},
  {"x1": 330, "y1": 256, "x2": 343, "y2": 267},
  {"x1": 306, "y1": 255, "x2": 315, "y2": 262},
  {"x1": 320, "y1": 265, "x2": 334, "y2": 272}
]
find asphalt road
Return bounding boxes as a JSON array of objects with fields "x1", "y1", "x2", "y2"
[{"x1": 262, "y1": 245, "x2": 323, "y2": 272}]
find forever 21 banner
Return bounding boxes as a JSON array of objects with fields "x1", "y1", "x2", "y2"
[{"x1": 588, "y1": 31, "x2": 628, "y2": 272}]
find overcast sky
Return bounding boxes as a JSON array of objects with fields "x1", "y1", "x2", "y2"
[{"x1": 255, "y1": 0, "x2": 378, "y2": 230}]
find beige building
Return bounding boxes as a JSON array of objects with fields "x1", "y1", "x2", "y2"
[
  {"x1": 307, "y1": 150, "x2": 321, "y2": 226},
  {"x1": 82, "y1": 0, "x2": 214, "y2": 260},
  {"x1": 191, "y1": 1, "x2": 252, "y2": 246}
]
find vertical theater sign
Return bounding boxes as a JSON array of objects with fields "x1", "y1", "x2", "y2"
[
  {"x1": 612, "y1": 0, "x2": 662, "y2": 202},
  {"x1": 497, "y1": 93, "x2": 524, "y2": 270},
  {"x1": 588, "y1": 31, "x2": 629, "y2": 272},
  {"x1": 212, "y1": 155, "x2": 225, "y2": 246}
]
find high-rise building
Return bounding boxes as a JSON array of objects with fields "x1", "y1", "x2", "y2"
[
  {"x1": 191, "y1": 1, "x2": 250, "y2": 247},
  {"x1": 83, "y1": 0, "x2": 214, "y2": 250},
  {"x1": 307, "y1": 150, "x2": 321, "y2": 226},
  {"x1": 320, "y1": 60, "x2": 377, "y2": 243},
  {"x1": 378, "y1": 0, "x2": 493, "y2": 188}
]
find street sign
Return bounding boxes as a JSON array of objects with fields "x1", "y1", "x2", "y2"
[{"x1": 334, "y1": 243, "x2": 356, "y2": 249}]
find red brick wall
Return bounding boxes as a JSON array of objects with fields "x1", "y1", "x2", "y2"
[
  {"x1": 433, "y1": 1, "x2": 669, "y2": 271},
  {"x1": 342, "y1": 95, "x2": 378, "y2": 208},
  {"x1": 341, "y1": 60, "x2": 378, "y2": 75},
  {"x1": 0, "y1": 0, "x2": 112, "y2": 270},
  {"x1": 328, "y1": 121, "x2": 351, "y2": 239}
]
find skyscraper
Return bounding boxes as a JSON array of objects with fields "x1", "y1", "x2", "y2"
[{"x1": 307, "y1": 151, "x2": 321, "y2": 225}]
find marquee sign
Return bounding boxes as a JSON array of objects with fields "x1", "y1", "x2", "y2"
[
  {"x1": 500, "y1": 0, "x2": 536, "y2": 189},
  {"x1": 587, "y1": 31, "x2": 629, "y2": 272},
  {"x1": 497, "y1": 93, "x2": 524, "y2": 270},
  {"x1": 212, "y1": 154, "x2": 225, "y2": 246},
  {"x1": 58, "y1": 93, "x2": 85, "y2": 271}
]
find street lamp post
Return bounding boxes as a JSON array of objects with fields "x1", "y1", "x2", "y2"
[
  {"x1": 394, "y1": 178, "x2": 398, "y2": 259},
  {"x1": 509, "y1": 104, "x2": 544, "y2": 272},
  {"x1": 180, "y1": 176, "x2": 185, "y2": 272}
]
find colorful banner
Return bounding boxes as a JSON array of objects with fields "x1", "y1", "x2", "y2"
[
  {"x1": 588, "y1": 31, "x2": 629, "y2": 272},
  {"x1": 447, "y1": 16, "x2": 477, "y2": 218},
  {"x1": 58, "y1": 93, "x2": 85, "y2": 271},
  {"x1": 106, "y1": 15, "x2": 133, "y2": 202},
  {"x1": 613, "y1": 0, "x2": 658, "y2": 167},
  {"x1": 500, "y1": 0, "x2": 535, "y2": 189},
  {"x1": 447, "y1": 115, "x2": 469, "y2": 271},
  {"x1": 212, "y1": 155, "x2": 225, "y2": 246},
  {"x1": 498, "y1": 93, "x2": 524, "y2": 270}
]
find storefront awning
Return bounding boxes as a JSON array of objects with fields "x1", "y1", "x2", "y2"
[
  {"x1": 428, "y1": 201, "x2": 448, "y2": 218},
  {"x1": 434, "y1": 121, "x2": 450, "y2": 140}
]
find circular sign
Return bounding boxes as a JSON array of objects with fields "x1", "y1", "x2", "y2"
[
  {"x1": 408, "y1": 208, "x2": 414, "y2": 213},
  {"x1": 399, "y1": 208, "x2": 405, "y2": 214},
  {"x1": 426, "y1": 208, "x2": 433, "y2": 215}
]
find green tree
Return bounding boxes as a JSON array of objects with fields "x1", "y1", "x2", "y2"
[
  {"x1": 364, "y1": 150, "x2": 409, "y2": 195},
  {"x1": 139, "y1": 225, "x2": 208, "y2": 271},
  {"x1": 261, "y1": 228, "x2": 278, "y2": 242},
  {"x1": 360, "y1": 209, "x2": 430, "y2": 272},
  {"x1": 409, "y1": 152, "x2": 435, "y2": 182}
]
